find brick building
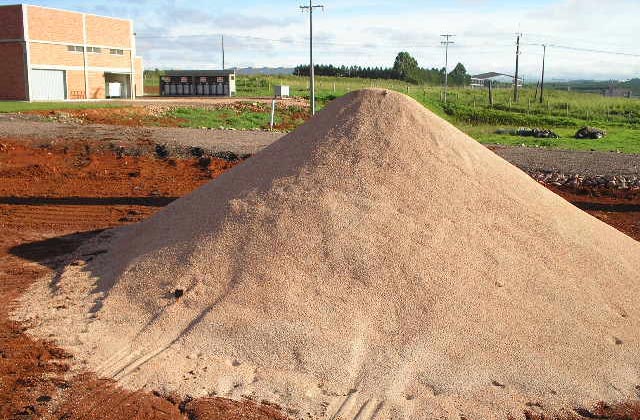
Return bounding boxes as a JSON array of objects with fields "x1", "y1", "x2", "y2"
[{"x1": 0, "y1": 4, "x2": 143, "y2": 101}]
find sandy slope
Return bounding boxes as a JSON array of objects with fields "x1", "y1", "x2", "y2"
[{"x1": 16, "y1": 89, "x2": 640, "y2": 420}]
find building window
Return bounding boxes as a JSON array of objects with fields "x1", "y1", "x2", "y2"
[
  {"x1": 67, "y1": 45, "x2": 84, "y2": 53},
  {"x1": 87, "y1": 47, "x2": 102, "y2": 54},
  {"x1": 110, "y1": 49, "x2": 124, "y2": 55}
]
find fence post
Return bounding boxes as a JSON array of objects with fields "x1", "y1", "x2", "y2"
[
  {"x1": 566, "y1": 103, "x2": 569, "y2": 117},
  {"x1": 270, "y1": 99, "x2": 277, "y2": 129}
]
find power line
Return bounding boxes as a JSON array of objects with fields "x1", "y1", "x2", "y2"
[
  {"x1": 524, "y1": 42, "x2": 640, "y2": 58},
  {"x1": 300, "y1": 0, "x2": 324, "y2": 116},
  {"x1": 135, "y1": 32, "x2": 640, "y2": 58},
  {"x1": 441, "y1": 34, "x2": 454, "y2": 104}
]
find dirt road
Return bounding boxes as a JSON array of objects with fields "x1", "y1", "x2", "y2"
[
  {"x1": 489, "y1": 145, "x2": 640, "y2": 177},
  {"x1": 0, "y1": 116, "x2": 282, "y2": 156},
  {"x1": 2, "y1": 116, "x2": 639, "y2": 176}
]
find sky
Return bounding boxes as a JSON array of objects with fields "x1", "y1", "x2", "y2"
[{"x1": 3, "y1": 0, "x2": 640, "y2": 81}]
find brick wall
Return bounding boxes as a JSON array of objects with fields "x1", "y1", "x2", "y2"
[
  {"x1": 86, "y1": 15, "x2": 131, "y2": 48},
  {"x1": 30, "y1": 42, "x2": 84, "y2": 67},
  {"x1": 87, "y1": 50, "x2": 132, "y2": 68},
  {"x1": 27, "y1": 6, "x2": 83, "y2": 44},
  {"x1": 0, "y1": 5, "x2": 23, "y2": 40},
  {"x1": 6, "y1": 5, "x2": 141, "y2": 101},
  {"x1": 66, "y1": 70, "x2": 86, "y2": 99},
  {"x1": 135, "y1": 57, "x2": 144, "y2": 97},
  {"x1": 0, "y1": 43, "x2": 27, "y2": 100},
  {"x1": 88, "y1": 71, "x2": 106, "y2": 99}
]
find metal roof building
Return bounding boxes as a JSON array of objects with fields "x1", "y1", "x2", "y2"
[
  {"x1": 160, "y1": 70, "x2": 236, "y2": 97},
  {"x1": 471, "y1": 72, "x2": 523, "y2": 88}
]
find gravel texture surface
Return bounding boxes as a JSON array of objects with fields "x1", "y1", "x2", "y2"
[
  {"x1": 489, "y1": 145, "x2": 640, "y2": 177},
  {"x1": 15, "y1": 89, "x2": 640, "y2": 420}
]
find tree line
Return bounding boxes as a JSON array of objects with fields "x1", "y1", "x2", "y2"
[{"x1": 294, "y1": 52, "x2": 471, "y2": 86}]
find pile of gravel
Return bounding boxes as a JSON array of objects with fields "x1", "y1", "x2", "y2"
[{"x1": 16, "y1": 89, "x2": 640, "y2": 420}]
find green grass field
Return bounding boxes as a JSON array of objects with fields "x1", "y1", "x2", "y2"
[
  {"x1": 0, "y1": 101, "x2": 124, "y2": 113},
  {"x1": 167, "y1": 105, "x2": 307, "y2": 131},
  {"x1": 402, "y1": 85, "x2": 640, "y2": 154},
  {"x1": 4, "y1": 73, "x2": 639, "y2": 153}
]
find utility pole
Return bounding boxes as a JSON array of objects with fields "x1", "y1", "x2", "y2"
[
  {"x1": 300, "y1": 1, "x2": 324, "y2": 116},
  {"x1": 513, "y1": 32, "x2": 522, "y2": 103},
  {"x1": 540, "y1": 44, "x2": 547, "y2": 104},
  {"x1": 440, "y1": 34, "x2": 455, "y2": 104},
  {"x1": 221, "y1": 35, "x2": 225, "y2": 70}
]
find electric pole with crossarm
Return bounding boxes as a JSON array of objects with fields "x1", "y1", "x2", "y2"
[
  {"x1": 514, "y1": 32, "x2": 522, "y2": 103},
  {"x1": 540, "y1": 44, "x2": 547, "y2": 104},
  {"x1": 440, "y1": 34, "x2": 455, "y2": 104},
  {"x1": 300, "y1": 1, "x2": 324, "y2": 116}
]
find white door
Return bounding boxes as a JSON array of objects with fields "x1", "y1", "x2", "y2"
[
  {"x1": 31, "y1": 70, "x2": 66, "y2": 100},
  {"x1": 108, "y1": 82, "x2": 122, "y2": 98}
]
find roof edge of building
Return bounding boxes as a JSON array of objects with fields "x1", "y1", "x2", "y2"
[{"x1": 9, "y1": 3, "x2": 133, "y2": 24}]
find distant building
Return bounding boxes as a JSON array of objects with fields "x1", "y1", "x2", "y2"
[
  {"x1": 159, "y1": 70, "x2": 236, "y2": 97},
  {"x1": 602, "y1": 86, "x2": 632, "y2": 98},
  {"x1": 470, "y1": 72, "x2": 523, "y2": 89},
  {"x1": 0, "y1": 4, "x2": 143, "y2": 101}
]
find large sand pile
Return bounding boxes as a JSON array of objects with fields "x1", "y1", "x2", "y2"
[{"x1": 16, "y1": 89, "x2": 640, "y2": 419}]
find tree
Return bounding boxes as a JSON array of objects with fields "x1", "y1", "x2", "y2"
[
  {"x1": 393, "y1": 52, "x2": 419, "y2": 80},
  {"x1": 448, "y1": 63, "x2": 470, "y2": 86}
]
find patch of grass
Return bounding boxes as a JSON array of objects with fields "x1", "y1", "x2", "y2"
[
  {"x1": 463, "y1": 125, "x2": 640, "y2": 154},
  {"x1": 0, "y1": 101, "x2": 125, "y2": 113},
  {"x1": 402, "y1": 87, "x2": 640, "y2": 154},
  {"x1": 167, "y1": 107, "x2": 274, "y2": 130}
]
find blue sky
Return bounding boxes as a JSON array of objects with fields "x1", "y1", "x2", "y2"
[{"x1": 3, "y1": 0, "x2": 639, "y2": 80}]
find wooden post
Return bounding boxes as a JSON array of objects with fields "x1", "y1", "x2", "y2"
[{"x1": 566, "y1": 103, "x2": 569, "y2": 117}]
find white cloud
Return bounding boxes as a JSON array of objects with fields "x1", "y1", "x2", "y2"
[{"x1": 14, "y1": 0, "x2": 637, "y2": 79}]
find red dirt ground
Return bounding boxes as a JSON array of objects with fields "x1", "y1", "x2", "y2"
[
  {"x1": 28, "y1": 107, "x2": 185, "y2": 128},
  {"x1": 24, "y1": 102, "x2": 311, "y2": 130},
  {"x1": 1, "y1": 139, "x2": 639, "y2": 420}
]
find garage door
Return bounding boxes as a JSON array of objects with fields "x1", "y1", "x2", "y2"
[{"x1": 31, "y1": 69, "x2": 66, "y2": 100}]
